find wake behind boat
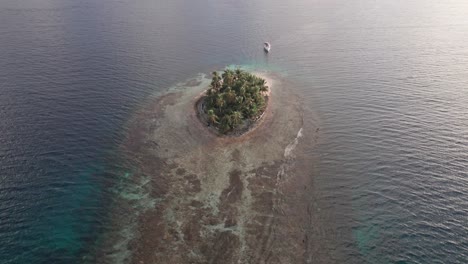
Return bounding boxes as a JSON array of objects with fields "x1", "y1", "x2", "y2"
[{"x1": 264, "y1": 42, "x2": 271, "y2": 52}]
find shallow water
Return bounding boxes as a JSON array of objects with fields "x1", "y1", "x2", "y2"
[
  {"x1": 1, "y1": 0, "x2": 468, "y2": 263},
  {"x1": 104, "y1": 72, "x2": 324, "y2": 263}
]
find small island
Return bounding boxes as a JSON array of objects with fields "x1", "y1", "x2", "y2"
[
  {"x1": 120, "y1": 70, "x2": 309, "y2": 264},
  {"x1": 198, "y1": 69, "x2": 269, "y2": 135}
]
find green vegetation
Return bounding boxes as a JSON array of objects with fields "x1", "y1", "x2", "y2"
[{"x1": 204, "y1": 69, "x2": 269, "y2": 133}]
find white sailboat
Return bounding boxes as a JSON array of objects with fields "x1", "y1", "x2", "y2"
[{"x1": 264, "y1": 42, "x2": 271, "y2": 52}]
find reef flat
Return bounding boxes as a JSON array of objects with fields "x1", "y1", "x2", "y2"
[{"x1": 118, "y1": 71, "x2": 326, "y2": 264}]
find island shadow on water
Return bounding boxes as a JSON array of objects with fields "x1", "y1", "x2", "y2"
[{"x1": 100, "y1": 70, "x2": 334, "y2": 263}]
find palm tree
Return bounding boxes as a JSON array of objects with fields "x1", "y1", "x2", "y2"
[
  {"x1": 249, "y1": 105, "x2": 258, "y2": 117},
  {"x1": 222, "y1": 69, "x2": 234, "y2": 88},
  {"x1": 220, "y1": 115, "x2": 233, "y2": 132},
  {"x1": 207, "y1": 109, "x2": 218, "y2": 124},
  {"x1": 235, "y1": 68, "x2": 243, "y2": 80},
  {"x1": 231, "y1": 111, "x2": 243, "y2": 126},
  {"x1": 243, "y1": 97, "x2": 254, "y2": 111},
  {"x1": 224, "y1": 88, "x2": 236, "y2": 104},
  {"x1": 259, "y1": 82, "x2": 268, "y2": 93},
  {"x1": 215, "y1": 94, "x2": 225, "y2": 109},
  {"x1": 255, "y1": 95, "x2": 265, "y2": 108},
  {"x1": 239, "y1": 85, "x2": 246, "y2": 97},
  {"x1": 206, "y1": 88, "x2": 214, "y2": 96},
  {"x1": 235, "y1": 96, "x2": 244, "y2": 105},
  {"x1": 211, "y1": 71, "x2": 222, "y2": 91}
]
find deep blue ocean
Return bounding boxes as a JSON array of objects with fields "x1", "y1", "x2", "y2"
[{"x1": 1, "y1": 0, "x2": 468, "y2": 263}]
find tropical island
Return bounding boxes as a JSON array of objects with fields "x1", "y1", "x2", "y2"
[
  {"x1": 119, "y1": 69, "x2": 309, "y2": 264},
  {"x1": 198, "y1": 69, "x2": 269, "y2": 134}
]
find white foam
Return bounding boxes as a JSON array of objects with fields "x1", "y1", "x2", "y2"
[{"x1": 284, "y1": 127, "x2": 303, "y2": 158}]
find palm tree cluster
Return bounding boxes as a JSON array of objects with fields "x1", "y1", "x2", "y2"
[{"x1": 204, "y1": 69, "x2": 269, "y2": 133}]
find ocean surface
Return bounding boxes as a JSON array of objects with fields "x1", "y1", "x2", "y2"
[{"x1": 1, "y1": 0, "x2": 468, "y2": 263}]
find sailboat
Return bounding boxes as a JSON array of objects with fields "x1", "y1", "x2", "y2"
[{"x1": 264, "y1": 42, "x2": 271, "y2": 52}]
